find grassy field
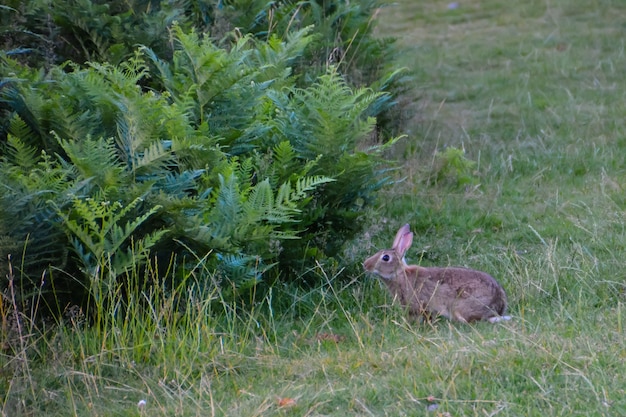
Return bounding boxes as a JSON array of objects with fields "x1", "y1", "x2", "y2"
[{"x1": 4, "y1": 0, "x2": 626, "y2": 415}]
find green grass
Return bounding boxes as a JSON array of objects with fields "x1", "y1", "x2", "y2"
[{"x1": 4, "y1": 0, "x2": 626, "y2": 415}]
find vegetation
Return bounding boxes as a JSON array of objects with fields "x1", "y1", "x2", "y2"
[
  {"x1": 0, "y1": 0, "x2": 403, "y2": 309},
  {"x1": 3, "y1": 0, "x2": 626, "y2": 415}
]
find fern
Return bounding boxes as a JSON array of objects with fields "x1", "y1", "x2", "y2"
[
  {"x1": 4, "y1": 131, "x2": 38, "y2": 171},
  {"x1": 0, "y1": 74, "x2": 50, "y2": 151},
  {"x1": 215, "y1": 253, "x2": 276, "y2": 296},
  {"x1": 57, "y1": 135, "x2": 127, "y2": 190},
  {"x1": 293, "y1": 69, "x2": 382, "y2": 152},
  {"x1": 0, "y1": 137, "x2": 85, "y2": 289},
  {"x1": 144, "y1": 23, "x2": 314, "y2": 151},
  {"x1": 266, "y1": 140, "x2": 323, "y2": 185},
  {"x1": 187, "y1": 157, "x2": 333, "y2": 282},
  {"x1": 56, "y1": 195, "x2": 168, "y2": 289},
  {"x1": 1, "y1": 2, "x2": 404, "y2": 304},
  {"x1": 145, "y1": 24, "x2": 257, "y2": 127}
]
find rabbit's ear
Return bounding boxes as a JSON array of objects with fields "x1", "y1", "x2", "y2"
[
  {"x1": 392, "y1": 224, "x2": 411, "y2": 249},
  {"x1": 392, "y1": 224, "x2": 413, "y2": 256}
]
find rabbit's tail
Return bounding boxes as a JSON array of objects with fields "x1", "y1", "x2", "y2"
[{"x1": 488, "y1": 315, "x2": 512, "y2": 323}]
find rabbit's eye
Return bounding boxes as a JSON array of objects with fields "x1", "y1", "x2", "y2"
[{"x1": 382, "y1": 254, "x2": 390, "y2": 262}]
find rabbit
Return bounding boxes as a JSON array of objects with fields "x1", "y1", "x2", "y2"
[{"x1": 363, "y1": 224, "x2": 510, "y2": 323}]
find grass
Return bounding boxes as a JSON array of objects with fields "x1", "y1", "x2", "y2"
[{"x1": 3, "y1": 0, "x2": 626, "y2": 415}]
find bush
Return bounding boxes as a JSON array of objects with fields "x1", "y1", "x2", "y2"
[{"x1": 0, "y1": 9, "x2": 402, "y2": 313}]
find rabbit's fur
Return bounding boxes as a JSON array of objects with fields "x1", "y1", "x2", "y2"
[{"x1": 363, "y1": 224, "x2": 509, "y2": 323}]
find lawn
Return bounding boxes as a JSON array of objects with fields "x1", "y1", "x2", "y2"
[{"x1": 3, "y1": 0, "x2": 626, "y2": 415}]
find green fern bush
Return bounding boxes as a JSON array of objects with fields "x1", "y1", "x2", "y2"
[
  {"x1": 1, "y1": 0, "x2": 405, "y2": 137},
  {"x1": 0, "y1": 20, "x2": 400, "y2": 310}
]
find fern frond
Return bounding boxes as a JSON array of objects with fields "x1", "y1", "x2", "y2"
[
  {"x1": 271, "y1": 140, "x2": 299, "y2": 181},
  {"x1": 56, "y1": 195, "x2": 167, "y2": 278},
  {"x1": 237, "y1": 157, "x2": 256, "y2": 192},
  {"x1": 110, "y1": 201, "x2": 160, "y2": 250},
  {"x1": 56, "y1": 134, "x2": 126, "y2": 189},
  {"x1": 216, "y1": 253, "x2": 274, "y2": 289},
  {"x1": 290, "y1": 175, "x2": 335, "y2": 202},
  {"x1": 6, "y1": 114, "x2": 38, "y2": 149},
  {"x1": 140, "y1": 45, "x2": 173, "y2": 86},
  {"x1": 153, "y1": 170, "x2": 204, "y2": 196},
  {"x1": 132, "y1": 140, "x2": 172, "y2": 174},
  {"x1": 5, "y1": 134, "x2": 38, "y2": 171},
  {"x1": 245, "y1": 178, "x2": 273, "y2": 215},
  {"x1": 208, "y1": 173, "x2": 244, "y2": 240},
  {"x1": 244, "y1": 179, "x2": 294, "y2": 225}
]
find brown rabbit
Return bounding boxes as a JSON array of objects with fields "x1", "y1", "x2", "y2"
[{"x1": 363, "y1": 224, "x2": 509, "y2": 323}]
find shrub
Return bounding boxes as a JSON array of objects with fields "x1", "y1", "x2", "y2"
[{"x1": 0, "y1": 21, "x2": 400, "y2": 311}]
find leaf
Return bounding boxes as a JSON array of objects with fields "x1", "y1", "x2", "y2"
[
  {"x1": 277, "y1": 397, "x2": 297, "y2": 408},
  {"x1": 5, "y1": 133, "x2": 38, "y2": 171}
]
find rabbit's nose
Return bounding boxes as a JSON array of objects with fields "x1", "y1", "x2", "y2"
[{"x1": 363, "y1": 255, "x2": 377, "y2": 271}]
